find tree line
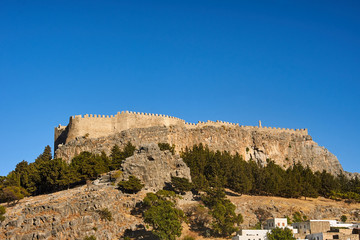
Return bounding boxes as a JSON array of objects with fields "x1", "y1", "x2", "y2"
[
  {"x1": 0, "y1": 143, "x2": 136, "y2": 204},
  {"x1": 181, "y1": 144, "x2": 360, "y2": 201}
]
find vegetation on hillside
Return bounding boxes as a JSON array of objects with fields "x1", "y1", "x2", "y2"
[
  {"x1": 170, "y1": 176, "x2": 193, "y2": 194},
  {"x1": 1, "y1": 142, "x2": 359, "y2": 208},
  {"x1": 0, "y1": 143, "x2": 136, "y2": 204},
  {"x1": 181, "y1": 144, "x2": 360, "y2": 201},
  {"x1": 158, "y1": 143, "x2": 175, "y2": 155},
  {"x1": 201, "y1": 187, "x2": 243, "y2": 237},
  {"x1": 267, "y1": 227, "x2": 296, "y2": 240},
  {"x1": 0, "y1": 205, "x2": 5, "y2": 222},
  {"x1": 142, "y1": 190, "x2": 185, "y2": 240},
  {"x1": 118, "y1": 175, "x2": 144, "y2": 194}
]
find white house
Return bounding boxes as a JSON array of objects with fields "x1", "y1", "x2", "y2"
[
  {"x1": 264, "y1": 218, "x2": 288, "y2": 229},
  {"x1": 232, "y1": 229, "x2": 270, "y2": 240}
]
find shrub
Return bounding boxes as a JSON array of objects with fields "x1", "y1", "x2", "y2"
[
  {"x1": 98, "y1": 208, "x2": 113, "y2": 221},
  {"x1": 84, "y1": 236, "x2": 96, "y2": 240},
  {"x1": 202, "y1": 188, "x2": 243, "y2": 237},
  {"x1": 340, "y1": 215, "x2": 347, "y2": 222},
  {"x1": 182, "y1": 236, "x2": 195, "y2": 240},
  {"x1": 171, "y1": 176, "x2": 193, "y2": 194},
  {"x1": 158, "y1": 143, "x2": 175, "y2": 154},
  {"x1": 143, "y1": 191, "x2": 185, "y2": 240},
  {"x1": 118, "y1": 176, "x2": 144, "y2": 194},
  {"x1": 0, "y1": 205, "x2": 5, "y2": 222},
  {"x1": 267, "y1": 227, "x2": 295, "y2": 240}
]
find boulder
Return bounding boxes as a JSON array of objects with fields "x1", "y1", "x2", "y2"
[{"x1": 121, "y1": 143, "x2": 191, "y2": 191}]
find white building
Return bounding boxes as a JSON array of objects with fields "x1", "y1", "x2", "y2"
[
  {"x1": 232, "y1": 229, "x2": 270, "y2": 240},
  {"x1": 264, "y1": 218, "x2": 288, "y2": 229}
]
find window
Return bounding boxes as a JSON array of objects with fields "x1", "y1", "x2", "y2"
[{"x1": 282, "y1": 223, "x2": 285, "y2": 226}]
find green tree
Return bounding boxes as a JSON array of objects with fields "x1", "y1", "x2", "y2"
[
  {"x1": 143, "y1": 190, "x2": 185, "y2": 240},
  {"x1": 267, "y1": 227, "x2": 295, "y2": 240},
  {"x1": 110, "y1": 142, "x2": 135, "y2": 170},
  {"x1": 122, "y1": 142, "x2": 136, "y2": 159},
  {"x1": 14, "y1": 161, "x2": 38, "y2": 194},
  {"x1": 35, "y1": 158, "x2": 75, "y2": 194},
  {"x1": 35, "y1": 145, "x2": 52, "y2": 163},
  {"x1": 171, "y1": 176, "x2": 193, "y2": 194},
  {"x1": 0, "y1": 205, "x2": 5, "y2": 222},
  {"x1": 158, "y1": 143, "x2": 175, "y2": 154},
  {"x1": 292, "y1": 212, "x2": 307, "y2": 223},
  {"x1": 0, "y1": 185, "x2": 29, "y2": 205},
  {"x1": 118, "y1": 176, "x2": 144, "y2": 194},
  {"x1": 70, "y1": 152, "x2": 108, "y2": 181},
  {"x1": 340, "y1": 215, "x2": 347, "y2": 222},
  {"x1": 110, "y1": 145, "x2": 123, "y2": 170},
  {"x1": 201, "y1": 188, "x2": 243, "y2": 237}
]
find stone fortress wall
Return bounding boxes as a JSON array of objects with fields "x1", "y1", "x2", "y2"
[{"x1": 55, "y1": 111, "x2": 308, "y2": 150}]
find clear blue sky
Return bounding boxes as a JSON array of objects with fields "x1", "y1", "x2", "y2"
[{"x1": 1, "y1": 1, "x2": 359, "y2": 176}]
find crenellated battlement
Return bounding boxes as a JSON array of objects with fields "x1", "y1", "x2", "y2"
[
  {"x1": 54, "y1": 111, "x2": 308, "y2": 150},
  {"x1": 70, "y1": 111, "x2": 186, "y2": 121}
]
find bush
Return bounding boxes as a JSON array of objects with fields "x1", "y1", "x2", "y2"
[
  {"x1": 98, "y1": 208, "x2": 113, "y2": 221},
  {"x1": 292, "y1": 211, "x2": 307, "y2": 223},
  {"x1": 0, "y1": 186, "x2": 29, "y2": 205},
  {"x1": 84, "y1": 236, "x2": 96, "y2": 240},
  {"x1": 267, "y1": 227, "x2": 295, "y2": 240},
  {"x1": 118, "y1": 176, "x2": 144, "y2": 194},
  {"x1": 0, "y1": 205, "x2": 5, "y2": 222},
  {"x1": 171, "y1": 176, "x2": 193, "y2": 194},
  {"x1": 158, "y1": 143, "x2": 175, "y2": 154},
  {"x1": 201, "y1": 188, "x2": 243, "y2": 237},
  {"x1": 341, "y1": 215, "x2": 347, "y2": 222},
  {"x1": 182, "y1": 236, "x2": 195, "y2": 240},
  {"x1": 186, "y1": 204, "x2": 211, "y2": 228},
  {"x1": 143, "y1": 190, "x2": 185, "y2": 240}
]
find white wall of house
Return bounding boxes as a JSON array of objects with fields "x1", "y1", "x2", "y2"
[
  {"x1": 232, "y1": 230, "x2": 270, "y2": 240},
  {"x1": 264, "y1": 218, "x2": 288, "y2": 229}
]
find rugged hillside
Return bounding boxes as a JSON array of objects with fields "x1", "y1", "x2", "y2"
[
  {"x1": 0, "y1": 183, "x2": 146, "y2": 240},
  {"x1": 229, "y1": 194, "x2": 360, "y2": 228},
  {"x1": 1, "y1": 182, "x2": 359, "y2": 240},
  {"x1": 56, "y1": 125, "x2": 343, "y2": 176}
]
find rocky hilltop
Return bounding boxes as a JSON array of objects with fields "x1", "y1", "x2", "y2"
[
  {"x1": 2, "y1": 140, "x2": 359, "y2": 240},
  {"x1": 2, "y1": 180, "x2": 359, "y2": 240},
  {"x1": 55, "y1": 112, "x2": 344, "y2": 176},
  {"x1": 1, "y1": 145, "x2": 192, "y2": 240}
]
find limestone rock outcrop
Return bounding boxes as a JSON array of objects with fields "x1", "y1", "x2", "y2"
[
  {"x1": 120, "y1": 143, "x2": 191, "y2": 191},
  {"x1": 0, "y1": 184, "x2": 146, "y2": 240},
  {"x1": 56, "y1": 125, "x2": 344, "y2": 176}
]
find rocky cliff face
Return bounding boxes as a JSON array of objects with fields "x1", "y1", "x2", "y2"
[
  {"x1": 55, "y1": 125, "x2": 344, "y2": 176},
  {"x1": 0, "y1": 184, "x2": 146, "y2": 240},
  {"x1": 121, "y1": 143, "x2": 191, "y2": 191}
]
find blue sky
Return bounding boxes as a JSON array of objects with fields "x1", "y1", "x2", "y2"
[{"x1": 0, "y1": 1, "x2": 359, "y2": 176}]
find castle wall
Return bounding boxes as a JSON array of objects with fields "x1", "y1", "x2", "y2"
[
  {"x1": 63, "y1": 111, "x2": 186, "y2": 144},
  {"x1": 55, "y1": 111, "x2": 308, "y2": 150}
]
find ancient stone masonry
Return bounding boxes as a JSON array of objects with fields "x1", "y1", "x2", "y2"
[
  {"x1": 55, "y1": 111, "x2": 344, "y2": 176},
  {"x1": 55, "y1": 111, "x2": 308, "y2": 150}
]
